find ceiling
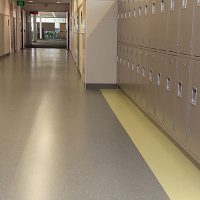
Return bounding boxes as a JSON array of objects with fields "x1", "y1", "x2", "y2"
[
  {"x1": 38, "y1": 12, "x2": 66, "y2": 18},
  {"x1": 24, "y1": 0, "x2": 71, "y2": 4}
]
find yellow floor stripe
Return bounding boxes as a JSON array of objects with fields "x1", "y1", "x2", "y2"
[{"x1": 101, "y1": 89, "x2": 200, "y2": 200}]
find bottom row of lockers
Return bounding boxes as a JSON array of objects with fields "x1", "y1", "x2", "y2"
[{"x1": 117, "y1": 44, "x2": 200, "y2": 163}]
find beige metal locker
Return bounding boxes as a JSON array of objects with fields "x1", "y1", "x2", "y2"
[
  {"x1": 192, "y1": 2, "x2": 200, "y2": 57},
  {"x1": 126, "y1": 46, "x2": 133, "y2": 94},
  {"x1": 174, "y1": 56, "x2": 191, "y2": 145},
  {"x1": 158, "y1": 0, "x2": 169, "y2": 50},
  {"x1": 163, "y1": 54, "x2": 176, "y2": 134},
  {"x1": 187, "y1": 60, "x2": 200, "y2": 161},
  {"x1": 167, "y1": 0, "x2": 180, "y2": 53},
  {"x1": 155, "y1": 52, "x2": 165, "y2": 123},
  {"x1": 178, "y1": 0, "x2": 195, "y2": 55}
]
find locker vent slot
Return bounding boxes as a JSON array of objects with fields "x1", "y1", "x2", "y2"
[
  {"x1": 139, "y1": 6, "x2": 142, "y2": 16},
  {"x1": 145, "y1": 5, "x2": 148, "y2": 15},
  {"x1": 170, "y1": 0, "x2": 175, "y2": 11},
  {"x1": 166, "y1": 77, "x2": 171, "y2": 91},
  {"x1": 143, "y1": 67, "x2": 146, "y2": 78},
  {"x1": 161, "y1": 0, "x2": 165, "y2": 13},
  {"x1": 191, "y1": 87, "x2": 197, "y2": 106},
  {"x1": 178, "y1": 81, "x2": 183, "y2": 98},
  {"x1": 137, "y1": 65, "x2": 140, "y2": 74},
  {"x1": 132, "y1": 63, "x2": 135, "y2": 71},
  {"x1": 157, "y1": 73, "x2": 161, "y2": 86},
  {"x1": 182, "y1": 0, "x2": 187, "y2": 9},
  {"x1": 121, "y1": 13, "x2": 123, "y2": 19},
  {"x1": 128, "y1": 60, "x2": 130, "y2": 68},
  {"x1": 149, "y1": 69, "x2": 153, "y2": 81},
  {"x1": 152, "y1": 2, "x2": 156, "y2": 14},
  {"x1": 124, "y1": 11, "x2": 127, "y2": 19}
]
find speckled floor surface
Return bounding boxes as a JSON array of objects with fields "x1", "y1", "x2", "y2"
[{"x1": 0, "y1": 49, "x2": 168, "y2": 200}]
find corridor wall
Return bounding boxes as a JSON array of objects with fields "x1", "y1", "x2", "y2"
[{"x1": 117, "y1": 0, "x2": 200, "y2": 164}]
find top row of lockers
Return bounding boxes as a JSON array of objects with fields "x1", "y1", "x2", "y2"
[{"x1": 118, "y1": 0, "x2": 200, "y2": 57}]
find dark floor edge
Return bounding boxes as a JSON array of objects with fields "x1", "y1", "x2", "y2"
[
  {"x1": 0, "y1": 53, "x2": 10, "y2": 58},
  {"x1": 86, "y1": 84, "x2": 118, "y2": 90}
]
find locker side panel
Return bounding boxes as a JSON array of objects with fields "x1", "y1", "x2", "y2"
[
  {"x1": 178, "y1": 0, "x2": 194, "y2": 55},
  {"x1": 163, "y1": 54, "x2": 176, "y2": 134},
  {"x1": 167, "y1": 0, "x2": 180, "y2": 53},
  {"x1": 187, "y1": 60, "x2": 200, "y2": 161},
  {"x1": 174, "y1": 57, "x2": 191, "y2": 146}
]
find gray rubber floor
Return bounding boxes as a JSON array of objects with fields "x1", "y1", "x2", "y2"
[{"x1": 0, "y1": 49, "x2": 169, "y2": 200}]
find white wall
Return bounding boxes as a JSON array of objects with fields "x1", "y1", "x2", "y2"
[{"x1": 85, "y1": 0, "x2": 118, "y2": 85}]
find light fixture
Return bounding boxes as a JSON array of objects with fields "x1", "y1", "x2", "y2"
[
  {"x1": 57, "y1": 2, "x2": 61, "y2": 3},
  {"x1": 29, "y1": 0, "x2": 33, "y2": 2}
]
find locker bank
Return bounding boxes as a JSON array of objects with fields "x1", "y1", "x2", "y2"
[{"x1": 0, "y1": 0, "x2": 200, "y2": 199}]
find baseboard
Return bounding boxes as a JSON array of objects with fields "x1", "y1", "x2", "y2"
[{"x1": 86, "y1": 83, "x2": 118, "y2": 90}]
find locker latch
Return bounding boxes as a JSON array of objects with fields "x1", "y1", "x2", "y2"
[
  {"x1": 191, "y1": 87, "x2": 198, "y2": 106},
  {"x1": 166, "y1": 77, "x2": 171, "y2": 91},
  {"x1": 157, "y1": 73, "x2": 161, "y2": 86},
  {"x1": 170, "y1": 0, "x2": 175, "y2": 11}
]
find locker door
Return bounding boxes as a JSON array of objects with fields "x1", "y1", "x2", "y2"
[
  {"x1": 141, "y1": 49, "x2": 149, "y2": 110},
  {"x1": 130, "y1": 0, "x2": 135, "y2": 44},
  {"x1": 126, "y1": 0, "x2": 133, "y2": 44},
  {"x1": 192, "y1": 2, "x2": 200, "y2": 57},
  {"x1": 178, "y1": 0, "x2": 195, "y2": 55},
  {"x1": 131, "y1": 47, "x2": 137, "y2": 100},
  {"x1": 174, "y1": 57, "x2": 191, "y2": 145},
  {"x1": 155, "y1": 52, "x2": 165, "y2": 124},
  {"x1": 147, "y1": 51, "x2": 156, "y2": 116},
  {"x1": 136, "y1": 48, "x2": 143, "y2": 106},
  {"x1": 187, "y1": 60, "x2": 200, "y2": 161},
  {"x1": 120, "y1": 45, "x2": 125, "y2": 90},
  {"x1": 123, "y1": 45, "x2": 129, "y2": 93},
  {"x1": 163, "y1": 54, "x2": 176, "y2": 134},
  {"x1": 167, "y1": 0, "x2": 180, "y2": 52},
  {"x1": 118, "y1": 1, "x2": 122, "y2": 42},
  {"x1": 158, "y1": 0, "x2": 169, "y2": 50},
  {"x1": 117, "y1": 45, "x2": 121, "y2": 84},
  {"x1": 127, "y1": 46, "x2": 133, "y2": 95},
  {"x1": 137, "y1": 0, "x2": 145, "y2": 46},
  {"x1": 150, "y1": 0, "x2": 159, "y2": 49},
  {"x1": 143, "y1": 0, "x2": 150, "y2": 47},
  {"x1": 133, "y1": 0, "x2": 139, "y2": 45}
]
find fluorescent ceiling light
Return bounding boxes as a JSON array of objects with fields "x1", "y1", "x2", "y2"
[{"x1": 52, "y1": 12, "x2": 56, "y2": 18}]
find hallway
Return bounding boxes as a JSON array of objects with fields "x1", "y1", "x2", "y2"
[{"x1": 0, "y1": 49, "x2": 168, "y2": 200}]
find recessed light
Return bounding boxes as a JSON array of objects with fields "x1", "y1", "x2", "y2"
[
  {"x1": 57, "y1": 2, "x2": 61, "y2": 3},
  {"x1": 29, "y1": 0, "x2": 33, "y2": 2}
]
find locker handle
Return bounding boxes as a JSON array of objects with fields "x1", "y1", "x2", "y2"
[
  {"x1": 191, "y1": 87, "x2": 198, "y2": 106},
  {"x1": 143, "y1": 67, "x2": 146, "y2": 78},
  {"x1": 152, "y1": 2, "x2": 156, "y2": 14},
  {"x1": 166, "y1": 77, "x2": 171, "y2": 91},
  {"x1": 145, "y1": 5, "x2": 148, "y2": 16},
  {"x1": 137, "y1": 65, "x2": 140, "y2": 74},
  {"x1": 134, "y1": 8, "x2": 136, "y2": 17},
  {"x1": 149, "y1": 69, "x2": 153, "y2": 81},
  {"x1": 170, "y1": 0, "x2": 175, "y2": 11},
  {"x1": 177, "y1": 81, "x2": 183, "y2": 98},
  {"x1": 161, "y1": 0, "x2": 165, "y2": 13},
  {"x1": 157, "y1": 73, "x2": 161, "y2": 86},
  {"x1": 139, "y1": 7, "x2": 142, "y2": 16}
]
